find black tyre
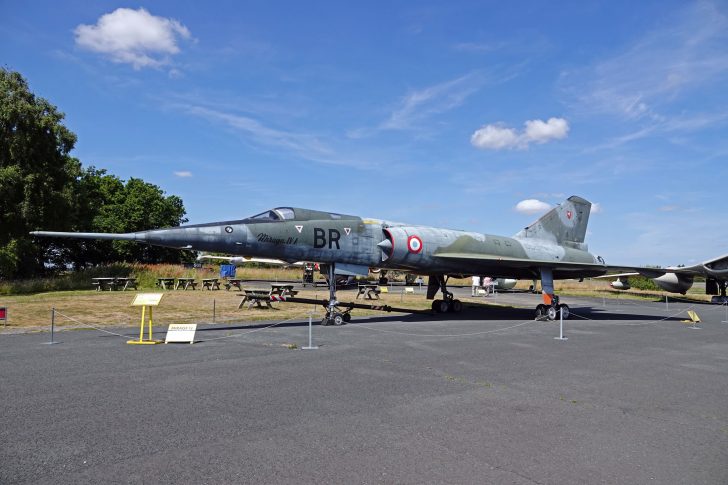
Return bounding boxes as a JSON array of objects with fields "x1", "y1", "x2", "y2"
[
  {"x1": 535, "y1": 304, "x2": 546, "y2": 319},
  {"x1": 558, "y1": 304, "x2": 570, "y2": 320},
  {"x1": 342, "y1": 313, "x2": 351, "y2": 323},
  {"x1": 546, "y1": 305, "x2": 557, "y2": 321},
  {"x1": 450, "y1": 299, "x2": 463, "y2": 313},
  {"x1": 432, "y1": 299, "x2": 449, "y2": 313},
  {"x1": 333, "y1": 313, "x2": 345, "y2": 326}
]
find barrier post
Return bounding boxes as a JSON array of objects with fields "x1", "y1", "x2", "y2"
[
  {"x1": 665, "y1": 295, "x2": 669, "y2": 311},
  {"x1": 43, "y1": 307, "x2": 59, "y2": 345},
  {"x1": 213, "y1": 298, "x2": 216, "y2": 323},
  {"x1": 554, "y1": 308, "x2": 568, "y2": 341},
  {"x1": 0, "y1": 306, "x2": 6, "y2": 327},
  {"x1": 303, "y1": 314, "x2": 318, "y2": 350},
  {"x1": 722, "y1": 302, "x2": 727, "y2": 324}
]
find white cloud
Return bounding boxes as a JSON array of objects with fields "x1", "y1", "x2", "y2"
[
  {"x1": 515, "y1": 199, "x2": 552, "y2": 214},
  {"x1": 174, "y1": 171, "x2": 192, "y2": 177},
  {"x1": 523, "y1": 118, "x2": 569, "y2": 143},
  {"x1": 591, "y1": 202, "x2": 602, "y2": 214},
  {"x1": 471, "y1": 117, "x2": 569, "y2": 150},
  {"x1": 381, "y1": 72, "x2": 486, "y2": 131},
  {"x1": 74, "y1": 8, "x2": 192, "y2": 69},
  {"x1": 469, "y1": 124, "x2": 519, "y2": 150}
]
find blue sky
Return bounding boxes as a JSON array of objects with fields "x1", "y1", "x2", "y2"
[{"x1": 2, "y1": 1, "x2": 727, "y2": 266}]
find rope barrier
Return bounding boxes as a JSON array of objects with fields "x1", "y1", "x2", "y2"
[
  {"x1": 350, "y1": 318, "x2": 536, "y2": 338},
  {"x1": 569, "y1": 304, "x2": 696, "y2": 326},
  {"x1": 198, "y1": 316, "x2": 307, "y2": 342},
  {"x1": 53, "y1": 310, "x2": 132, "y2": 339}
]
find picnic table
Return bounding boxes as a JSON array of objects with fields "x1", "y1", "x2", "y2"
[
  {"x1": 224, "y1": 278, "x2": 243, "y2": 291},
  {"x1": 156, "y1": 277, "x2": 176, "y2": 290},
  {"x1": 175, "y1": 277, "x2": 197, "y2": 290},
  {"x1": 116, "y1": 277, "x2": 138, "y2": 291},
  {"x1": 201, "y1": 278, "x2": 221, "y2": 290},
  {"x1": 356, "y1": 284, "x2": 381, "y2": 300},
  {"x1": 92, "y1": 277, "x2": 118, "y2": 291},
  {"x1": 92, "y1": 277, "x2": 138, "y2": 291},
  {"x1": 238, "y1": 288, "x2": 274, "y2": 309},
  {"x1": 270, "y1": 283, "x2": 297, "y2": 297}
]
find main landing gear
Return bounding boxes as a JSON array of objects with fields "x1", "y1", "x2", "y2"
[
  {"x1": 428, "y1": 275, "x2": 464, "y2": 314},
  {"x1": 536, "y1": 267, "x2": 570, "y2": 321},
  {"x1": 320, "y1": 263, "x2": 352, "y2": 326}
]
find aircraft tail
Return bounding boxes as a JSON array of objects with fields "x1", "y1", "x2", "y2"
[{"x1": 514, "y1": 196, "x2": 592, "y2": 248}]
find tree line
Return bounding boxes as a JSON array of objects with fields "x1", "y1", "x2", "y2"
[{"x1": 0, "y1": 68, "x2": 188, "y2": 279}]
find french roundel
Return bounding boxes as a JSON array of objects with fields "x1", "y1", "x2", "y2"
[{"x1": 407, "y1": 235, "x2": 423, "y2": 254}]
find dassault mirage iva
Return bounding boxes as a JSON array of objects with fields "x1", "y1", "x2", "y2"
[{"x1": 31, "y1": 196, "x2": 728, "y2": 325}]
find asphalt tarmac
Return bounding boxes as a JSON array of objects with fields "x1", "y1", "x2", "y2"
[{"x1": 1, "y1": 292, "x2": 727, "y2": 484}]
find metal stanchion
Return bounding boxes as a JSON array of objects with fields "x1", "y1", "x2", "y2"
[
  {"x1": 43, "y1": 307, "x2": 59, "y2": 345},
  {"x1": 554, "y1": 308, "x2": 568, "y2": 341},
  {"x1": 303, "y1": 314, "x2": 318, "y2": 350},
  {"x1": 213, "y1": 298, "x2": 216, "y2": 323},
  {"x1": 665, "y1": 295, "x2": 669, "y2": 311},
  {"x1": 722, "y1": 302, "x2": 727, "y2": 324}
]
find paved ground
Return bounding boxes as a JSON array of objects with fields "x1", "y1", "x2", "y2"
[{"x1": 1, "y1": 293, "x2": 727, "y2": 484}]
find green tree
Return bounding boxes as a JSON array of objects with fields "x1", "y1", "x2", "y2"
[
  {"x1": 0, "y1": 68, "x2": 79, "y2": 278},
  {"x1": 0, "y1": 69, "x2": 189, "y2": 277}
]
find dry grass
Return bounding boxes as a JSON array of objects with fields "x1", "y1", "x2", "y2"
[
  {"x1": 0, "y1": 276, "x2": 712, "y2": 333},
  {"x1": 0, "y1": 287, "x2": 440, "y2": 332}
]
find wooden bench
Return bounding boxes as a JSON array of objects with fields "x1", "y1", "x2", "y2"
[
  {"x1": 224, "y1": 279, "x2": 243, "y2": 291},
  {"x1": 118, "y1": 277, "x2": 138, "y2": 291},
  {"x1": 238, "y1": 289, "x2": 274, "y2": 309},
  {"x1": 356, "y1": 284, "x2": 381, "y2": 300},
  {"x1": 156, "y1": 278, "x2": 176, "y2": 290},
  {"x1": 175, "y1": 278, "x2": 197, "y2": 290},
  {"x1": 201, "y1": 278, "x2": 221, "y2": 290},
  {"x1": 270, "y1": 284, "x2": 298, "y2": 298}
]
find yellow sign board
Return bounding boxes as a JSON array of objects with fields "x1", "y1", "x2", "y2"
[{"x1": 131, "y1": 293, "x2": 164, "y2": 307}]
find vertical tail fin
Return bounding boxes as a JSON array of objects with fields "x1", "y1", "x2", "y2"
[{"x1": 514, "y1": 196, "x2": 592, "y2": 248}]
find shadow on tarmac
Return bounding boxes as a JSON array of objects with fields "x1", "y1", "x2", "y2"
[{"x1": 195, "y1": 301, "x2": 684, "y2": 333}]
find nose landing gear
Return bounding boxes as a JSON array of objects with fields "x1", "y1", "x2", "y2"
[{"x1": 536, "y1": 268, "x2": 570, "y2": 321}]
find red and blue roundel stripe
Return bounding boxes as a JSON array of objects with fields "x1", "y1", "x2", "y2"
[{"x1": 407, "y1": 235, "x2": 423, "y2": 254}]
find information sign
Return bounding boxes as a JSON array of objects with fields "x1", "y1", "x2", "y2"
[
  {"x1": 165, "y1": 324, "x2": 197, "y2": 344},
  {"x1": 131, "y1": 293, "x2": 164, "y2": 307}
]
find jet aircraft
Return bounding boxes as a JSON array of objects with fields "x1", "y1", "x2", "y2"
[{"x1": 31, "y1": 196, "x2": 727, "y2": 324}]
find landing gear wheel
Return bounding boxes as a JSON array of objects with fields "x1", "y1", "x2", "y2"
[
  {"x1": 535, "y1": 304, "x2": 546, "y2": 319},
  {"x1": 450, "y1": 299, "x2": 463, "y2": 313},
  {"x1": 558, "y1": 304, "x2": 570, "y2": 320},
  {"x1": 321, "y1": 316, "x2": 331, "y2": 326},
  {"x1": 432, "y1": 299, "x2": 449, "y2": 313},
  {"x1": 333, "y1": 313, "x2": 345, "y2": 326},
  {"x1": 546, "y1": 305, "x2": 558, "y2": 321},
  {"x1": 342, "y1": 313, "x2": 351, "y2": 323}
]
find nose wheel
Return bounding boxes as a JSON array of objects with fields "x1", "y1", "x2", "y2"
[{"x1": 536, "y1": 302, "x2": 570, "y2": 321}]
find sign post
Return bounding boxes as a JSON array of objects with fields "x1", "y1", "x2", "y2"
[{"x1": 129, "y1": 294, "x2": 164, "y2": 345}]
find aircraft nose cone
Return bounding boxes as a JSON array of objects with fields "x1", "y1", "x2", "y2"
[{"x1": 377, "y1": 239, "x2": 392, "y2": 261}]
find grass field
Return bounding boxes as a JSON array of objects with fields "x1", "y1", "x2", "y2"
[{"x1": 0, "y1": 275, "x2": 712, "y2": 333}]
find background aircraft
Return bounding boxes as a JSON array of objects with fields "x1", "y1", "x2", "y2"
[
  {"x1": 599, "y1": 253, "x2": 728, "y2": 302},
  {"x1": 31, "y1": 196, "x2": 726, "y2": 324}
]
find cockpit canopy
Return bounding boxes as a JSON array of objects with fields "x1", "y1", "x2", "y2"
[
  {"x1": 181, "y1": 207, "x2": 359, "y2": 230},
  {"x1": 247, "y1": 208, "x2": 295, "y2": 221},
  {"x1": 244, "y1": 207, "x2": 359, "y2": 222}
]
